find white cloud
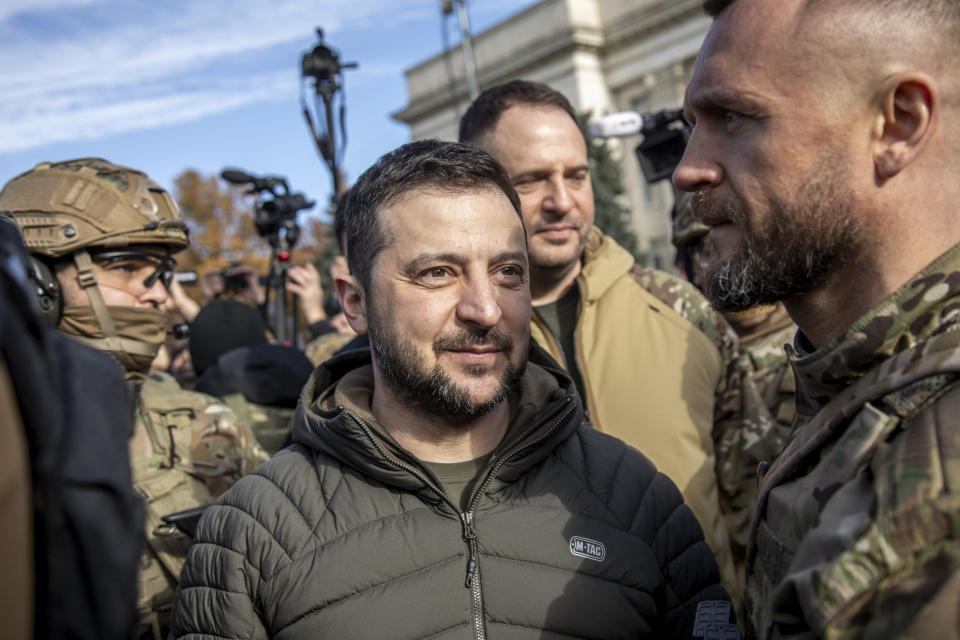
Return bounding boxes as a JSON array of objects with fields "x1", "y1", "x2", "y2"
[
  {"x1": 0, "y1": 0, "x2": 105, "y2": 23},
  {"x1": 0, "y1": 70, "x2": 296, "y2": 153},
  {"x1": 0, "y1": 0, "x2": 413, "y2": 153}
]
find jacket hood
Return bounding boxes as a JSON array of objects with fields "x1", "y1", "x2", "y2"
[
  {"x1": 291, "y1": 343, "x2": 582, "y2": 497},
  {"x1": 578, "y1": 227, "x2": 635, "y2": 303}
]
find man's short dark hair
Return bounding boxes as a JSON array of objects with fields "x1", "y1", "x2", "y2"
[
  {"x1": 458, "y1": 79, "x2": 579, "y2": 146},
  {"x1": 344, "y1": 139, "x2": 523, "y2": 293},
  {"x1": 704, "y1": 0, "x2": 960, "y2": 28}
]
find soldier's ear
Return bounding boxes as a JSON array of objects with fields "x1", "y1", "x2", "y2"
[
  {"x1": 335, "y1": 273, "x2": 368, "y2": 335},
  {"x1": 872, "y1": 72, "x2": 937, "y2": 181}
]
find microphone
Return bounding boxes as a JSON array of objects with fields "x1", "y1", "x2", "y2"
[
  {"x1": 220, "y1": 168, "x2": 255, "y2": 184},
  {"x1": 588, "y1": 111, "x2": 647, "y2": 138}
]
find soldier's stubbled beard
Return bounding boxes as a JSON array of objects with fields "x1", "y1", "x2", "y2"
[
  {"x1": 693, "y1": 162, "x2": 865, "y2": 312},
  {"x1": 366, "y1": 299, "x2": 527, "y2": 426}
]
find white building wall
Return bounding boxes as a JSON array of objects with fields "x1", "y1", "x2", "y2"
[{"x1": 392, "y1": 0, "x2": 709, "y2": 267}]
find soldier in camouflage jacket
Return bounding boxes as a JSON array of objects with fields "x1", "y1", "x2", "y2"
[
  {"x1": 132, "y1": 371, "x2": 266, "y2": 637},
  {"x1": 0, "y1": 158, "x2": 268, "y2": 639},
  {"x1": 676, "y1": 0, "x2": 960, "y2": 636},
  {"x1": 747, "y1": 234, "x2": 960, "y2": 638},
  {"x1": 672, "y1": 195, "x2": 797, "y2": 584}
]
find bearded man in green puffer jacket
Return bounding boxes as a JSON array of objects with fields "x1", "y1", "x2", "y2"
[{"x1": 171, "y1": 140, "x2": 731, "y2": 639}]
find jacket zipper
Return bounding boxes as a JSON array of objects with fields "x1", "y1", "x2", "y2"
[
  {"x1": 459, "y1": 511, "x2": 484, "y2": 640},
  {"x1": 344, "y1": 398, "x2": 576, "y2": 640},
  {"x1": 460, "y1": 397, "x2": 576, "y2": 640}
]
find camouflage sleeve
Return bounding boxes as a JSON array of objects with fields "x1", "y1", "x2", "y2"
[
  {"x1": 631, "y1": 266, "x2": 781, "y2": 553},
  {"x1": 778, "y1": 384, "x2": 960, "y2": 639},
  {"x1": 189, "y1": 394, "x2": 270, "y2": 498}
]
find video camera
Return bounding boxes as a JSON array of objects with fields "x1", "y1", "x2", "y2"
[
  {"x1": 300, "y1": 28, "x2": 357, "y2": 199},
  {"x1": 301, "y1": 29, "x2": 357, "y2": 86},
  {"x1": 220, "y1": 169, "x2": 315, "y2": 346},
  {"x1": 220, "y1": 169, "x2": 315, "y2": 247},
  {"x1": 588, "y1": 109, "x2": 689, "y2": 183}
]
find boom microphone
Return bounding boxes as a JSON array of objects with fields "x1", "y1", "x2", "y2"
[
  {"x1": 588, "y1": 111, "x2": 647, "y2": 138},
  {"x1": 220, "y1": 169, "x2": 255, "y2": 184}
]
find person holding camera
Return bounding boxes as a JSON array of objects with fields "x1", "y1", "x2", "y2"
[
  {"x1": 200, "y1": 262, "x2": 266, "y2": 307},
  {"x1": 0, "y1": 158, "x2": 268, "y2": 640}
]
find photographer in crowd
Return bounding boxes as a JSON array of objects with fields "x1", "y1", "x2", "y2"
[{"x1": 201, "y1": 262, "x2": 265, "y2": 307}]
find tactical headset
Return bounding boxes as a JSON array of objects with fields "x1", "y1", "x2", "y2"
[
  {"x1": 28, "y1": 255, "x2": 62, "y2": 325},
  {"x1": 0, "y1": 213, "x2": 63, "y2": 325}
]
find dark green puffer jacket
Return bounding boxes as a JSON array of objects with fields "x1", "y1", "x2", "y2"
[{"x1": 171, "y1": 347, "x2": 728, "y2": 639}]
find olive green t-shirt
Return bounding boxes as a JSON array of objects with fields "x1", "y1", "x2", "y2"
[
  {"x1": 420, "y1": 397, "x2": 527, "y2": 510},
  {"x1": 422, "y1": 455, "x2": 491, "y2": 510},
  {"x1": 535, "y1": 285, "x2": 588, "y2": 408}
]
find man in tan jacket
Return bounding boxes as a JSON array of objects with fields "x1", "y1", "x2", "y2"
[{"x1": 461, "y1": 80, "x2": 778, "y2": 605}]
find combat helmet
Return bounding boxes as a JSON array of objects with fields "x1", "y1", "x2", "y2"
[
  {"x1": 0, "y1": 157, "x2": 188, "y2": 257},
  {"x1": 0, "y1": 158, "x2": 190, "y2": 374}
]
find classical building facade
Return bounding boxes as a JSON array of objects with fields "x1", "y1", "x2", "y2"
[{"x1": 392, "y1": 0, "x2": 709, "y2": 267}]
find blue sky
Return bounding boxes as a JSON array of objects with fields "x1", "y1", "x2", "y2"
[{"x1": 0, "y1": 0, "x2": 535, "y2": 223}]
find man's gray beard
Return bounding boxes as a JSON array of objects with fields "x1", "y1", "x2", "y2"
[
  {"x1": 697, "y1": 166, "x2": 864, "y2": 312},
  {"x1": 368, "y1": 305, "x2": 527, "y2": 427}
]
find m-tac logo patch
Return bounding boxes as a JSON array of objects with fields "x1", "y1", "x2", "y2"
[{"x1": 569, "y1": 536, "x2": 605, "y2": 562}]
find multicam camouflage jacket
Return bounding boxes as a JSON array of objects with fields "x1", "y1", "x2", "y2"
[
  {"x1": 220, "y1": 392, "x2": 295, "y2": 456},
  {"x1": 746, "y1": 243, "x2": 960, "y2": 639},
  {"x1": 731, "y1": 305, "x2": 798, "y2": 431},
  {"x1": 727, "y1": 303, "x2": 797, "y2": 465},
  {"x1": 131, "y1": 372, "x2": 268, "y2": 640}
]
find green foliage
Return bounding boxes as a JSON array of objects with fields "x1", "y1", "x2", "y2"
[{"x1": 579, "y1": 112, "x2": 639, "y2": 258}]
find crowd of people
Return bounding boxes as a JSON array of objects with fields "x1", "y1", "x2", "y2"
[{"x1": 1, "y1": 0, "x2": 958, "y2": 638}]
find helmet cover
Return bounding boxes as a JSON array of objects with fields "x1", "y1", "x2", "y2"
[{"x1": 0, "y1": 158, "x2": 188, "y2": 258}]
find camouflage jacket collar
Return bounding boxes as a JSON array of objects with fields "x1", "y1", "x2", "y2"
[{"x1": 788, "y1": 242, "x2": 960, "y2": 418}]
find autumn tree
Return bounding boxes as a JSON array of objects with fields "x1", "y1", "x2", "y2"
[
  {"x1": 173, "y1": 169, "x2": 331, "y2": 301},
  {"x1": 174, "y1": 169, "x2": 268, "y2": 276}
]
